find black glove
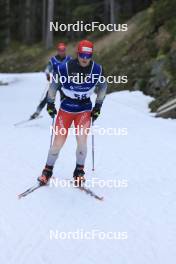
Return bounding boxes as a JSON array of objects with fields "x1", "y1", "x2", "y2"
[
  {"x1": 91, "y1": 103, "x2": 101, "y2": 122},
  {"x1": 46, "y1": 74, "x2": 50, "y2": 82},
  {"x1": 47, "y1": 103, "x2": 57, "y2": 118}
]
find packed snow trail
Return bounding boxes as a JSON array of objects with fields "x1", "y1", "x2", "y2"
[{"x1": 0, "y1": 73, "x2": 176, "y2": 264}]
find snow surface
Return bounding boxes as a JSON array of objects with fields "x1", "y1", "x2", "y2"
[{"x1": 0, "y1": 73, "x2": 176, "y2": 264}]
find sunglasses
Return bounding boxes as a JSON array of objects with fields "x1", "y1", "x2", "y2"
[{"x1": 78, "y1": 53, "x2": 92, "y2": 59}]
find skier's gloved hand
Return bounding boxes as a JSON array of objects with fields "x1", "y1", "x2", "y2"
[
  {"x1": 91, "y1": 103, "x2": 101, "y2": 122},
  {"x1": 47, "y1": 103, "x2": 57, "y2": 118},
  {"x1": 46, "y1": 74, "x2": 50, "y2": 82}
]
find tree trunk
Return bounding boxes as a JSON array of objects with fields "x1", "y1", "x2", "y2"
[
  {"x1": 42, "y1": 0, "x2": 47, "y2": 43},
  {"x1": 0, "y1": 0, "x2": 10, "y2": 51},
  {"x1": 109, "y1": 0, "x2": 115, "y2": 24},
  {"x1": 104, "y1": 0, "x2": 109, "y2": 24},
  {"x1": 5, "y1": 0, "x2": 10, "y2": 46},
  {"x1": 45, "y1": 0, "x2": 54, "y2": 49},
  {"x1": 24, "y1": 0, "x2": 32, "y2": 44}
]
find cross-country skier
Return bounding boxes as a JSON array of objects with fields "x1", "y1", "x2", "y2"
[
  {"x1": 37, "y1": 40, "x2": 107, "y2": 186},
  {"x1": 30, "y1": 42, "x2": 72, "y2": 119}
]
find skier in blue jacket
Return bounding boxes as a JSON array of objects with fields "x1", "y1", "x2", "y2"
[
  {"x1": 38, "y1": 40, "x2": 107, "y2": 186},
  {"x1": 30, "y1": 42, "x2": 72, "y2": 119}
]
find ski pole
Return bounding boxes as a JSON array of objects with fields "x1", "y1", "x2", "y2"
[
  {"x1": 91, "y1": 118, "x2": 95, "y2": 171},
  {"x1": 39, "y1": 82, "x2": 49, "y2": 102},
  {"x1": 50, "y1": 117, "x2": 55, "y2": 147}
]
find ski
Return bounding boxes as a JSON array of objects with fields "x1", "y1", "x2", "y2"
[
  {"x1": 18, "y1": 184, "x2": 43, "y2": 199},
  {"x1": 18, "y1": 179, "x2": 104, "y2": 201},
  {"x1": 14, "y1": 115, "x2": 43, "y2": 127},
  {"x1": 70, "y1": 180, "x2": 104, "y2": 201}
]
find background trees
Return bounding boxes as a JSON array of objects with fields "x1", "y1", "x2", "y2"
[
  {"x1": 0, "y1": 0, "x2": 152, "y2": 52},
  {"x1": 0, "y1": 0, "x2": 10, "y2": 51}
]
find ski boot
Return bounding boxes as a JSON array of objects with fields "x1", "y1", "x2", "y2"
[
  {"x1": 30, "y1": 111, "x2": 39, "y2": 120},
  {"x1": 73, "y1": 164, "x2": 86, "y2": 187},
  {"x1": 38, "y1": 165, "x2": 53, "y2": 185}
]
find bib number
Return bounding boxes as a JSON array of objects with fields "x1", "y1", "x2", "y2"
[{"x1": 74, "y1": 94, "x2": 88, "y2": 100}]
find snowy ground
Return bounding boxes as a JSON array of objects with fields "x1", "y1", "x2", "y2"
[{"x1": 0, "y1": 73, "x2": 176, "y2": 264}]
